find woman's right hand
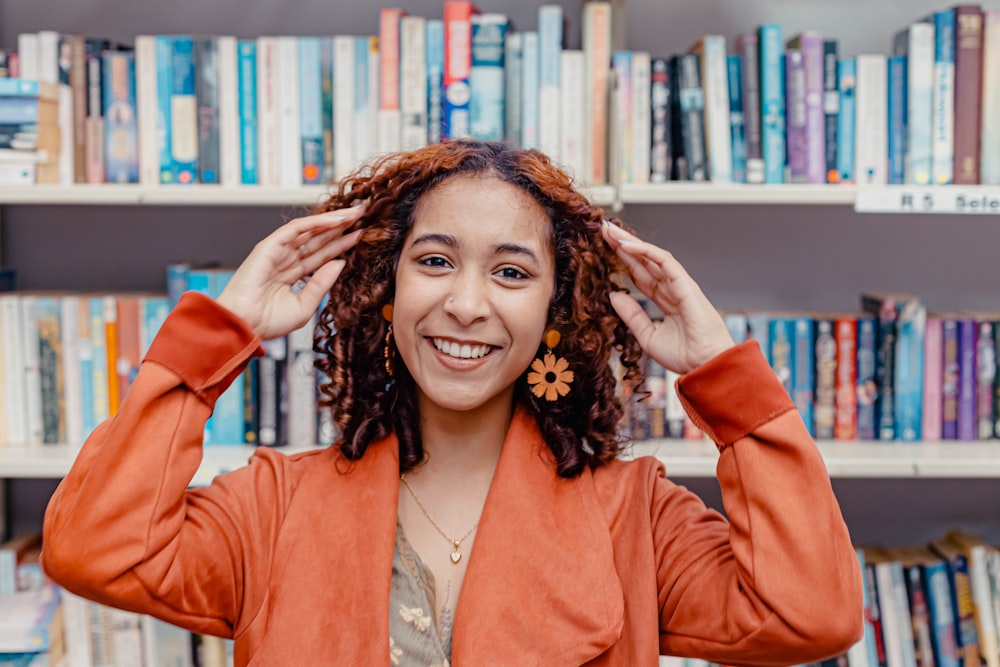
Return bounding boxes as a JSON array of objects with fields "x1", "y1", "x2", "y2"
[{"x1": 216, "y1": 204, "x2": 366, "y2": 340}]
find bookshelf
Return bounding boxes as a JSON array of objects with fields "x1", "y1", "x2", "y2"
[{"x1": 2, "y1": 0, "x2": 1000, "y2": 560}]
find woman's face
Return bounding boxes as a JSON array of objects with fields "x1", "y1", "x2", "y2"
[{"x1": 392, "y1": 174, "x2": 556, "y2": 415}]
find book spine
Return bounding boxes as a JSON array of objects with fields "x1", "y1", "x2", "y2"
[
  {"x1": 378, "y1": 7, "x2": 403, "y2": 154},
  {"x1": 102, "y1": 295, "x2": 120, "y2": 417},
  {"x1": 400, "y1": 16, "x2": 429, "y2": 151},
  {"x1": 630, "y1": 51, "x2": 651, "y2": 184},
  {"x1": 994, "y1": 317, "x2": 1000, "y2": 439},
  {"x1": 981, "y1": 10, "x2": 1000, "y2": 185},
  {"x1": 649, "y1": 56, "x2": 671, "y2": 182},
  {"x1": 171, "y1": 36, "x2": 198, "y2": 184},
  {"x1": 727, "y1": 54, "x2": 747, "y2": 184},
  {"x1": 947, "y1": 550, "x2": 983, "y2": 666},
  {"x1": 194, "y1": 38, "x2": 220, "y2": 185},
  {"x1": 611, "y1": 51, "x2": 632, "y2": 182},
  {"x1": 855, "y1": 54, "x2": 888, "y2": 185},
  {"x1": 155, "y1": 36, "x2": 174, "y2": 184},
  {"x1": 953, "y1": 5, "x2": 984, "y2": 184},
  {"x1": 85, "y1": 42, "x2": 106, "y2": 182},
  {"x1": 60, "y1": 296, "x2": 84, "y2": 446},
  {"x1": 318, "y1": 37, "x2": 334, "y2": 182},
  {"x1": 976, "y1": 320, "x2": 996, "y2": 439},
  {"x1": 237, "y1": 39, "x2": 258, "y2": 185},
  {"x1": 724, "y1": 312, "x2": 748, "y2": 344},
  {"x1": 677, "y1": 54, "x2": 707, "y2": 182},
  {"x1": 933, "y1": 10, "x2": 956, "y2": 185},
  {"x1": 88, "y1": 297, "x2": 109, "y2": 427},
  {"x1": 956, "y1": 318, "x2": 977, "y2": 441},
  {"x1": 865, "y1": 561, "x2": 890, "y2": 667},
  {"x1": 851, "y1": 549, "x2": 881, "y2": 667},
  {"x1": 792, "y1": 316, "x2": 814, "y2": 436},
  {"x1": 537, "y1": 5, "x2": 562, "y2": 157},
  {"x1": 115, "y1": 296, "x2": 141, "y2": 405},
  {"x1": 560, "y1": 50, "x2": 585, "y2": 181},
  {"x1": 887, "y1": 54, "x2": 907, "y2": 185},
  {"x1": 746, "y1": 312, "x2": 771, "y2": 366},
  {"x1": 785, "y1": 49, "x2": 807, "y2": 183},
  {"x1": 904, "y1": 563, "x2": 937, "y2": 667},
  {"x1": 822, "y1": 40, "x2": 839, "y2": 183},
  {"x1": 135, "y1": 35, "x2": 159, "y2": 186},
  {"x1": 893, "y1": 298, "x2": 925, "y2": 441},
  {"x1": 856, "y1": 315, "x2": 878, "y2": 440},
  {"x1": 758, "y1": 23, "x2": 786, "y2": 184},
  {"x1": 298, "y1": 36, "x2": 323, "y2": 185},
  {"x1": 923, "y1": 559, "x2": 961, "y2": 667},
  {"x1": 256, "y1": 36, "x2": 279, "y2": 186},
  {"x1": 209, "y1": 270, "x2": 244, "y2": 445},
  {"x1": 257, "y1": 338, "x2": 286, "y2": 447},
  {"x1": 799, "y1": 32, "x2": 826, "y2": 184},
  {"x1": 68, "y1": 35, "x2": 88, "y2": 183},
  {"x1": 243, "y1": 357, "x2": 259, "y2": 446},
  {"x1": 217, "y1": 35, "x2": 240, "y2": 187},
  {"x1": 923, "y1": 317, "x2": 943, "y2": 441},
  {"x1": 503, "y1": 31, "x2": 521, "y2": 148},
  {"x1": 813, "y1": 318, "x2": 835, "y2": 440},
  {"x1": 519, "y1": 30, "x2": 538, "y2": 150},
  {"x1": 769, "y1": 316, "x2": 794, "y2": 399},
  {"x1": 834, "y1": 316, "x2": 858, "y2": 440},
  {"x1": 103, "y1": 51, "x2": 139, "y2": 183},
  {"x1": 582, "y1": 1, "x2": 611, "y2": 184},
  {"x1": 332, "y1": 35, "x2": 354, "y2": 180},
  {"x1": 469, "y1": 14, "x2": 507, "y2": 143},
  {"x1": 942, "y1": 318, "x2": 959, "y2": 440},
  {"x1": 905, "y1": 23, "x2": 935, "y2": 185},
  {"x1": 426, "y1": 19, "x2": 445, "y2": 146},
  {"x1": 351, "y1": 37, "x2": 371, "y2": 170},
  {"x1": 277, "y1": 36, "x2": 301, "y2": 188},
  {"x1": 700, "y1": 36, "x2": 732, "y2": 183},
  {"x1": 443, "y1": 0, "x2": 475, "y2": 140},
  {"x1": 36, "y1": 297, "x2": 64, "y2": 445},
  {"x1": 837, "y1": 58, "x2": 857, "y2": 183},
  {"x1": 737, "y1": 33, "x2": 764, "y2": 183}
]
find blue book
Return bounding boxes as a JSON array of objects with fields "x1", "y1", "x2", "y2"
[
  {"x1": 746, "y1": 312, "x2": 771, "y2": 366},
  {"x1": 140, "y1": 296, "x2": 171, "y2": 356},
  {"x1": 931, "y1": 9, "x2": 956, "y2": 185},
  {"x1": 426, "y1": 19, "x2": 445, "y2": 145},
  {"x1": 208, "y1": 269, "x2": 246, "y2": 445},
  {"x1": 537, "y1": 5, "x2": 561, "y2": 154},
  {"x1": 0, "y1": 78, "x2": 53, "y2": 97},
  {"x1": 298, "y1": 37, "x2": 323, "y2": 185},
  {"x1": 237, "y1": 40, "x2": 258, "y2": 185},
  {"x1": 856, "y1": 315, "x2": 878, "y2": 440},
  {"x1": 79, "y1": 308, "x2": 96, "y2": 438},
  {"x1": 956, "y1": 318, "x2": 976, "y2": 441},
  {"x1": 758, "y1": 23, "x2": 786, "y2": 184},
  {"x1": 836, "y1": 59, "x2": 856, "y2": 183},
  {"x1": 727, "y1": 54, "x2": 748, "y2": 183},
  {"x1": 519, "y1": 31, "x2": 539, "y2": 150},
  {"x1": 923, "y1": 556, "x2": 961, "y2": 667},
  {"x1": 469, "y1": 14, "x2": 507, "y2": 142},
  {"x1": 894, "y1": 297, "x2": 925, "y2": 441},
  {"x1": 102, "y1": 51, "x2": 139, "y2": 183},
  {"x1": 155, "y1": 36, "x2": 174, "y2": 184},
  {"x1": 87, "y1": 296, "x2": 110, "y2": 426},
  {"x1": 724, "y1": 312, "x2": 748, "y2": 344},
  {"x1": 171, "y1": 36, "x2": 198, "y2": 184},
  {"x1": 791, "y1": 316, "x2": 814, "y2": 436},
  {"x1": 855, "y1": 549, "x2": 881, "y2": 667},
  {"x1": 320, "y1": 37, "x2": 334, "y2": 181},
  {"x1": 887, "y1": 54, "x2": 907, "y2": 185},
  {"x1": 768, "y1": 316, "x2": 794, "y2": 398}
]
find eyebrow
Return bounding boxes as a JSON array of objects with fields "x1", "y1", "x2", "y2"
[{"x1": 410, "y1": 233, "x2": 541, "y2": 264}]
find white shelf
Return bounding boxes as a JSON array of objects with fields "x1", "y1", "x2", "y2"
[
  {"x1": 618, "y1": 183, "x2": 1000, "y2": 207},
  {"x1": 0, "y1": 184, "x2": 618, "y2": 208},
  {"x1": 3, "y1": 440, "x2": 999, "y2": 481}
]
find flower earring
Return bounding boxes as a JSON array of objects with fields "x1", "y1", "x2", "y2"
[
  {"x1": 382, "y1": 303, "x2": 395, "y2": 377},
  {"x1": 527, "y1": 328, "x2": 574, "y2": 401}
]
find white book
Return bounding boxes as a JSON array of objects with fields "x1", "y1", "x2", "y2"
[
  {"x1": 895, "y1": 23, "x2": 935, "y2": 185},
  {"x1": 611, "y1": 52, "x2": 632, "y2": 183},
  {"x1": 400, "y1": 16, "x2": 428, "y2": 151},
  {"x1": 16, "y1": 33, "x2": 39, "y2": 81},
  {"x1": 504, "y1": 32, "x2": 522, "y2": 147},
  {"x1": 35, "y1": 31, "x2": 59, "y2": 83},
  {"x1": 931, "y1": 18, "x2": 955, "y2": 185},
  {"x1": 61, "y1": 592, "x2": 94, "y2": 667},
  {"x1": 217, "y1": 35, "x2": 241, "y2": 187},
  {"x1": 37, "y1": 31, "x2": 75, "y2": 185},
  {"x1": 520, "y1": 31, "x2": 539, "y2": 150},
  {"x1": 60, "y1": 295, "x2": 83, "y2": 448},
  {"x1": 19, "y1": 295, "x2": 43, "y2": 446},
  {"x1": 559, "y1": 50, "x2": 585, "y2": 183},
  {"x1": 697, "y1": 35, "x2": 733, "y2": 183},
  {"x1": 141, "y1": 615, "x2": 193, "y2": 667},
  {"x1": 0, "y1": 297, "x2": 19, "y2": 445},
  {"x1": 287, "y1": 315, "x2": 317, "y2": 447},
  {"x1": 537, "y1": 5, "x2": 563, "y2": 159},
  {"x1": 855, "y1": 54, "x2": 888, "y2": 185},
  {"x1": 982, "y1": 10, "x2": 1000, "y2": 185},
  {"x1": 276, "y1": 36, "x2": 302, "y2": 188},
  {"x1": 874, "y1": 560, "x2": 916, "y2": 667},
  {"x1": 135, "y1": 35, "x2": 160, "y2": 186},
  {"x1": 368, "y1": 42, "x2": 381, "y2": 163},
  {"x1": 332, "y1": 35, "x2": 355, "y2": 180},
  {"x1": 256, "y1": 36, "x2": 280, "y2": 186},
  {"x1": 631, "y1": 51, "x2": 651, "y2": 184}
]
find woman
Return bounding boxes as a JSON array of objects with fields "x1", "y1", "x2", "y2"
[{"x1": 43, "y1": 141, "x2": 862, "y2": 666}]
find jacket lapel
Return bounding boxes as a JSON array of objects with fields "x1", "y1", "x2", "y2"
[{"x1": 453, "y1": 408, "x2": 625, "y2": 665}]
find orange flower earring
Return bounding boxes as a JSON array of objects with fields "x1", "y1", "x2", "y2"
[
  {"x1": 382, "y1": 303, "x2": 395, "y2": 377},
  {"x1": 527, "y1": 328, "x2": 574, "y2": 401}
]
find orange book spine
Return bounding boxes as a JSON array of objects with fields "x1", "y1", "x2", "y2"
[
  {"x1": 116, "y1": 296, "x2": 141, "y2": 403},
  {"x1": 380, "y1": 8, "x2": 404, "y2": 110},
  {"x1": 834, "y1": 316, "x2": 858, "y2": 439},
  {"x1": 103, "y1": 296, "x2": 120, "y2": 415}
]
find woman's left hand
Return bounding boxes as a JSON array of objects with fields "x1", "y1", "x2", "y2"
[{"x1": 602, "y1": 222, "x2": 735, "y2": 375}]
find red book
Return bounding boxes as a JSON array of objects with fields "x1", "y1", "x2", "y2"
[
  {"x1": 922, "y1": 317, "x2": 944, "y2": 441},
  {"x1": 953, "y1": 4, "x2": 985, "y2": 184},
  {"x1": 834, "y1": 316, "x2": 858, "y2": 440}
]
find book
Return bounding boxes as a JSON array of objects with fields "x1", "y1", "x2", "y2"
[
  {"x1": 931, "y1": 9, "x2": 956, "y2": 185},
  {"x1": 922, "y1": 317, "x2": 943, "y2": 441},
  {"x1": 787, "y1": 31, "x2": 825, "y2": 184},
  {"x1": 378, "y1": 7, "x2": 404, "y2": 154},
  {"x1": 945, "y1": 532, "x2": 1000, "y2": 667},
  {"x1": 930, "y1": 535, "x2": 983, "y2": 667},
  {"x1": 194, "y1": 38, "x2": 220, "y2": 185},
  {"x1": 691, "y1": 35, "x2": 732, "y2": 183},
  {"x1": 834, "y1": 316, "x2": 857, "y2": 440},
  {"x1": 469, "y1": 13, "x2": 508, "y2": 143},
  {"x1": 443, "y1": 0, "x2": 478, "y2": 140},
  {"x1": 822, "y1": 40, "x2": 839, "y2": 183},
  {"x1": 758, "y1": 23, "x2": 786, "y2": 184},
  {"x1": 171, "y1": 37, "x2": 198, "y2": 184},
  {"x1": 537, "y1": 4, "x2": 562, "y2": 158},
  {"x1": 893, "y1": 21, "x2": 935, "y2": 185},
  {"x1": 887, "y1": 54, "x2": 907, "y2": 185},
  {"x1": 836, "y1": 58, "x2": 857, "y2": 183},
  {"x1": 814, "y1": 317, "x2": 836, "y2": 440},
  {"x1": 953, "y1": 4, "x2": 984, "y2": 185},
  {"x1": 736, "y1": 33, "x2": 764, "y2": 184},
  {"x1": 727, "y1": 54, "x2": 747, "y2": 184},
  {"x1": 982, "y1": 10, "x2": 1000, "y2": 185},
  {"x1": 400, "y1": 15, "x2": 429, "y2": 151},
  {"x1": 582, "y1": 1, "x2": 611, "y2": 184},
  {"x1": 649, "y1": 56, "x2": 671, "y2": 182},
  {"x1": 855, "y1": 54, "x2": 888, "y2": 185}
]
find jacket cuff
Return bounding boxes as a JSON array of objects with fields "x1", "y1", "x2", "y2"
[
  {"x1": 675, "y1": 340, "x2": 796, "y2": 450},
  {"x1": 144, "y1": 291, "x2": 264, "y2": 405}
]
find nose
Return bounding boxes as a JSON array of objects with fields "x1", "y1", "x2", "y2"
[{"x1": 443, "y1": 273, "x2": 490, "y2": 325}]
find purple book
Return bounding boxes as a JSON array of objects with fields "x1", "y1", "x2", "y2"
[
  {"x1": 957, "y1": 317, "x2": 977, "y2": 441},
  {"x1": 942, "y1": 318, "x2": 959, "y2": 440},
  {"x1": 785, "y1": 49, "x2": 807, "y2": 183},
  {"x1": 788, "y1": 31, "x2": 826, "y2": 183}
]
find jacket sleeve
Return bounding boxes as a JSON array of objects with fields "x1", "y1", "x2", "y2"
[
  {"x1": 42, "y1": 292, "x2": 288, "y2": 639},
  {"x1": 653, "y1": 341, "x2": 864, "y2": 666}
]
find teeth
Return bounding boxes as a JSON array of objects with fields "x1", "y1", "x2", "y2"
[{"x1": 433, "y1": 338, "x2": 491, "y2": 359}]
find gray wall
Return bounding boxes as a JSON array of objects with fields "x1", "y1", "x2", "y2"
[{"x1": 3, "y1": 0, "x2": 999, "y2": 546}]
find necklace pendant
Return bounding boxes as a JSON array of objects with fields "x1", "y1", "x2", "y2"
[{"x1": 450, "y1": 541, "x2": 462, "y2": 564}]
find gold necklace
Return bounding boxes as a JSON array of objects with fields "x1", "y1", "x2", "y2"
[{"x1": 400, "y1": 474, "x2": 479, "y2": 564}]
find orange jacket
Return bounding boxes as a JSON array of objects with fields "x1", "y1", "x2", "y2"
[{"x1": 43, "y1": 292, "x2": 863, "y2": 666}]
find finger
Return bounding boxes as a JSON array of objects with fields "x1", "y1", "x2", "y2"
[
  {"x1": 296, "y1": 259, "x2": 348, "y2": 314},
  {"x1": 288, "y1": 229, "x2": 363, "y2": 278},
  {"x1": 614, "y1": 244, "x2": 679, "y2": 309},
  {"x1": 609, "y1": 291, "x2": 657, "y2": 347},
  {"x1": 272, "y1": 203, "x2": 367, "y2": 248},
  {"x1": 614, "y1": 236, "x2": 691, "y2": 284}
]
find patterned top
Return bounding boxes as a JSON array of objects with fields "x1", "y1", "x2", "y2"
[{"x1": 389, "y1": 521, "x2": 452, "y2": 667}]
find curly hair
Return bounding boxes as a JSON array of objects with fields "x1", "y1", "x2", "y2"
[{"x1": 313, "y1": 140, "x2": 645, "y2": 478}]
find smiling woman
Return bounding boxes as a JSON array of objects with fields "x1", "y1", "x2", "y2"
[{"x1": 42, "y1": 140, "x2": 864, "y2": 667}]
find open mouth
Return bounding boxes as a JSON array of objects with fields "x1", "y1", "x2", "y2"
[{"x1": 431, "y1": 337, "x2": 495, "y2": 360}]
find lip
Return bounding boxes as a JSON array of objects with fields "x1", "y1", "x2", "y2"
[{"x1": 425, "y1": 337, "x2": 497, "y2": 369}]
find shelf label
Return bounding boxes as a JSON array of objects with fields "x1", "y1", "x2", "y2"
[{"x1": 855, "y1": 188, "x2": 1000, "y2": 214}]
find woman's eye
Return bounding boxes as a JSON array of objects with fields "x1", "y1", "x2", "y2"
[
  {"x1": 420, "y1": 256, "x2": 451, "y2": 268},
  {"x1": 498, "y1": 266, "x2": 527, "y2": 280}
]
